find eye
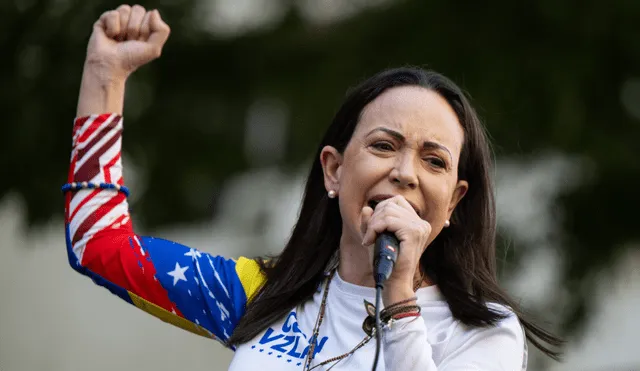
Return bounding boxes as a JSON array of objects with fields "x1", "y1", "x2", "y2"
[
  {"x1": 371, "y1": 141, "x2": 394, "y2": 151},
  {"x1": 424, "y1": 156, "x2": 446, "y2": 169}
]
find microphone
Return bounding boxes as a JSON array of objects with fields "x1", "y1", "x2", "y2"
[
  {"x1": 373, "y1": 231, "x2": 400, "y2": 286},
  {"x1": 369, "y1": 201, "x2": 401, "y2": 371},
  {"x1": 368, "y1": 200, "x2": 401, "y2": 286}
]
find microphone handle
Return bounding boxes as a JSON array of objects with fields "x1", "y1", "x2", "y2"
[{"x1": 373, "y1": 231, "x2": 400, "y2": 285}]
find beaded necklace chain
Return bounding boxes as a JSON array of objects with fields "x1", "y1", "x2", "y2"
[{"x1": 302, "y1": 270, "x2": 424, "y2": 371}]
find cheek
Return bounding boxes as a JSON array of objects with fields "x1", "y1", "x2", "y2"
[{"x1": 423, "y1": 181, "x2": 454, "y2": 220}]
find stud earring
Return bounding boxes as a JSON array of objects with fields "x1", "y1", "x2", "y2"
[
  {"x1": 444, "y1": 220, "x2": 451, "y2": 228},
  {"x1": 328, "y1": 190, "x2": 337, "y2": 199}
]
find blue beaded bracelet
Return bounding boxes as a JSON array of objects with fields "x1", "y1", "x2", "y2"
[{"x1": 61, "y1": 182, "x2": 130, "y2": 197}]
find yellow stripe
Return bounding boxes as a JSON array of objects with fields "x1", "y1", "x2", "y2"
[
  {"x1": 235, "y1": 256, "x2": 266, "y2": 302},
  {"x1": 128, "y1": 291, "x2": 215, "y2": 339}
]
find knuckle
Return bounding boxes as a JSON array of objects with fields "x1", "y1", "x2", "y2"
[
  {"x1": 420, "y1": 222, "x2": 431, "y2": 234},
  {"x1": 116, "y1": 4, "x2": 131, "y2": 13},
  {"x1": 132, "y1": 4, "x2": 145, "y2": 12}
]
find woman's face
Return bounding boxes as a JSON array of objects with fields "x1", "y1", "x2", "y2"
[{"x1": 321, "y1": 86, "x2": 468, "y2": 247}]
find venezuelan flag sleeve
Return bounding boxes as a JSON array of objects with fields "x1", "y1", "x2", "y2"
[{"x1": 64, "y1": 114, "x2": 266, "y2": 348}]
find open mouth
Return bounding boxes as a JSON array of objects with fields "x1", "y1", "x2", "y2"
[{"x1": 368, "y1": 199, "x2": 379, "y2": 209}]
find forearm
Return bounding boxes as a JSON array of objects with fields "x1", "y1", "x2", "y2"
[{"x1": 76, "y1": 62, "x2": 126, "y2": 117}]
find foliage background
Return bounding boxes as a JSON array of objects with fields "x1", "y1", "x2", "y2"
[{"x1": 1, "y1": 0, "x2": 639, "y2": 370}]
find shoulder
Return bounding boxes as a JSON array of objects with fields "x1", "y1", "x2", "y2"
[
  {"x1": 234, "y1": 257, "x2": 267, "y2": 302},
  {"x1": 488, "y1": 303, "x2": 525, "y2": 328},
  {"x1": 444, "y1": 303, "x2": 527, "y2": 369},
  {"x1": 479, "y1": 303, "x2": 526, "y2": 345}
]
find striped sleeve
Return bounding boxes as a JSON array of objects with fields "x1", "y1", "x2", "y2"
[{"x1": 64, "y1": 113, "x2": 266, "y2": 348}]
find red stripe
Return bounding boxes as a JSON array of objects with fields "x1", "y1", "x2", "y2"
[
  {"x1": 108, "y1": 214, "x2": 128, "y2": 228},
  {"x1": 72, "y1": 192, "x2": 123, "y2": 245},
  {"x1": 102, "y1": 152, "x2": 121, "y2": 184},
  {"x1": 65, "y1": 153, "x2": 78, "y2": 222},
  {"x1": 77, "y1": 114, "x2": 111, "y2": 143},
  {"x1": 69, "y1": 188, "x2": 102, "y2": 221},
  {"x1": 68, "y1": 153, "x2": 77, "y2": 183},
  {"x1": 74, "y1": 129, "x2": 122, "y2": 182},
  {"x1": 76, "y1": 117, "x2": 119, "y2": 161},
  {"x1": 72, "y1": 116, "x2": 91, "y2": 140},
  {"x1": 82, "y1": 232, "x2": 180, "y2": 315}
]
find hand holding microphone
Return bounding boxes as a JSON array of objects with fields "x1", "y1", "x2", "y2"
[
  {"x1": 361, "y1": 195, "x2": 432, "y2": 302},
  {"x1": 361, "y1": 195, "x2": 432, "y2": 371}
]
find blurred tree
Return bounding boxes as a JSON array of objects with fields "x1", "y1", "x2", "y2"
[{"x1": 2, "y1": 0, "x2": 639, "y2": 347}]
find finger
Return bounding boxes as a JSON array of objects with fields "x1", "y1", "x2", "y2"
[
  {"x1": 362, "y1": 202, "x2": 398, "y2": 246},
  {"x1": 138, "y1": 10, "x2": 152, "y2": 41},
  {"x1": 148, "y1": 9, "x2": 171, "y2": 51},
  {"x1": 99, "y1": 10, "x2": 121, "y2": 39},
  {"x1": 371, "y1": 200, "x2": 409, "y2": 221},
  {"x1": 386, "y1": 195, "x2": 418, "y2": 215},
  {"x1": 126, "y1": 4, "x2": 146, "y2": 40},
  {"x1": 115, "y1": 5, "x2": 131, "y2": 41},
  {"x1": 360, "y1": 206, "x2": 374, "y2": 239},
  {"x1": 362, "y1": 215, "x2": 401, "y2": 246}
]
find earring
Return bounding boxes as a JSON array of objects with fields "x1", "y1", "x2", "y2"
[
  {"x1": 328, "y1": 190, "x2": 337, "y2": 199},
  {"x1": 444, "y1": 220, "x2": 451, "y2": 228}
]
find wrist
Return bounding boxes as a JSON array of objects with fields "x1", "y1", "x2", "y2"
[
  {"x1": 82, "y1": 59, "x2": 128, "y2": 87},
  {"x1": 77, "y1": 63, "x2": 127, "y2": 117},
  {"x1": 381, "y1": 280, "x2": 416, "y2": 306}
]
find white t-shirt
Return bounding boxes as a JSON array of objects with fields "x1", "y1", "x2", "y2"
[{"x1": 229, "y1": 272, "x2": 527, "y2": 370}]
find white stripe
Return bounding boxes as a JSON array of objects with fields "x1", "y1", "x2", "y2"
[
  {"x1": 69, "y1": 190, "x2": 127, "y2": 243},
  {"x1": 75, "y1": 124, "x2": 121, "y2": 171},
  {"x1": 69, "y1": 149, "x2": 123, "y2": 218},
  {"x1": 213, "y1": 269, "x2": 231, "y2": 299},
  {"x1": 87, "y1": 139, "x2": 122, "y2": 184},
  {"x1": 73, "y1": 115, "x2": 98, "y2": 144},
  {"x1": 75, "y1": 114, "x2": 116, "y2": 149},
  {"x1": 69, "y1": 191, "x2": 105, "y2": 239},
  {"x1": 133, "y1": 235, "x2": 145, "y2": 256},
  {"x1": 69, "y1": 190, "x2": 92, "y2": 223},
  {"x1": 207, "y1": 255, "x2": 231, "y2": 298},
  {"x1": 75, "y1": 200, "x2": 128, "y2": 264}
]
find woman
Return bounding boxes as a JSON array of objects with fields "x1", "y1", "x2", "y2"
[{"x1": 64, "y1": 5, "x2": 562, "y2": 370}]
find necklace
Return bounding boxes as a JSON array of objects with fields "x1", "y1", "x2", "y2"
[{"x1": 302, "y1": 270, "x2": 424, "y2": 371}]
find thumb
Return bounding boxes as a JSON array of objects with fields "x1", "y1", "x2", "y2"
[
  {"x1": 147, "y1": 10, "x2": 170, "y2": 51},
  {"x1": 360, "y1": 206, "x2": 374, "y2": 244}
]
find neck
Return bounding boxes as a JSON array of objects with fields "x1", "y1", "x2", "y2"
[{"x1": 337, "y1": 232, "x2": 433, "y2": 289}]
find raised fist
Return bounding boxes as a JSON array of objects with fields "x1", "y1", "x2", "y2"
[{"x1": 85, "y1": 5, "x2": 171, "y2": 79}]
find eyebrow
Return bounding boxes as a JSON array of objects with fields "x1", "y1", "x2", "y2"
[{"x1": 366, "y1": 127, "x2": 453, "y2": 160}]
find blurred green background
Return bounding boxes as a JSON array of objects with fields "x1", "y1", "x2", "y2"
[{"x1": 1, "y1": 0, "x2": 639, "y2": 370}]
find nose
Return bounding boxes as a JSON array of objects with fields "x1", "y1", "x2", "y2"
[{"x1": 389, "y1": 152, "x2": 418, "y2": 189}]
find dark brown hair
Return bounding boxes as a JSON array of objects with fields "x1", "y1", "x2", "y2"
[{"x1": 228, "y1": 67, "x2": 563, "y2": 359}]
